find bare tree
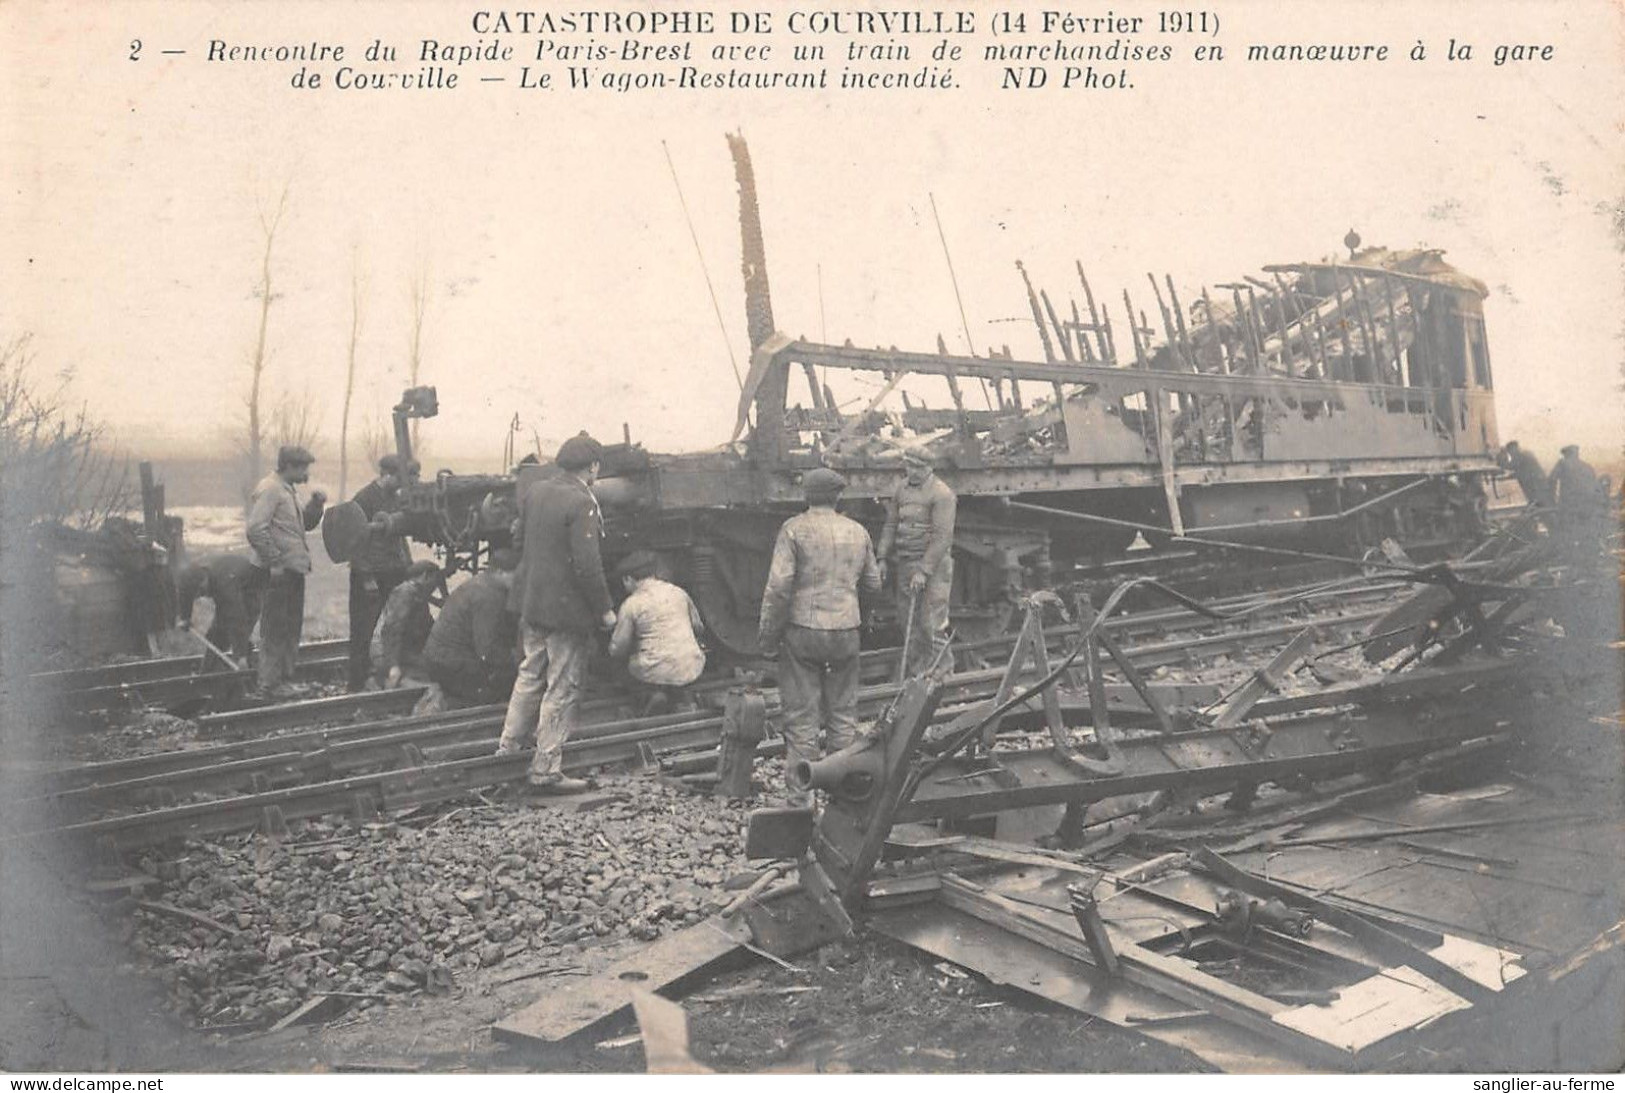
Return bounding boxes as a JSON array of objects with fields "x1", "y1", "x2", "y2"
[
  {"x1": 243, "y1": 182, "x2": 290, "y2": 501},
  {"x1": 0, "y1": 335, "x2": 130, "y2": 532},
  {"x1": 360, "y1": 412, "x2": 392, "y2": 470},
  {"x1": 0, "y1": 334, "x2": 132, "y2": 678},
  {"x1": 406, "y1": 259, "x2": 431, "y2": 458},
  {"x1": 269, "y1": 387, "x2": 323, "y2": 455},
  {"x1": 338, "y1": 253, "x2": 367, "y2": 500}
]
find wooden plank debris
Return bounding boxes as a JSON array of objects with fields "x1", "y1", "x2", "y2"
[
  {"x1": 629, "y1": 990, "x2": 715, "y2": 1074},
  {"x1": 492, "y1": 914, "x2": 752, "y2": 1046},
  {"x1": 134, "y1": 899, "x2": 242, "y2": 937},
  {"x1": 267, "y1": 993, "x2": 348, "y2": 1032}
]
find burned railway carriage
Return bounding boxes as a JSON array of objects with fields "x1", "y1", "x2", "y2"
[{"x1": 376, "y1": 143, "x2": 1500, "y2": 656}]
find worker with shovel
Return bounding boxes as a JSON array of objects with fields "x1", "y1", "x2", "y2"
[
  {"x1": 173, "y1": 552, "x2": 263, "y2": 671},
  {"x1": 877, "y1": 448, "x2": 957, "y2": 678}
]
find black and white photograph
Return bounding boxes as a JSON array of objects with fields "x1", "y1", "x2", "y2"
[{"x1": 1, "y1": 0, "x2": 1621, "y2": 1080}]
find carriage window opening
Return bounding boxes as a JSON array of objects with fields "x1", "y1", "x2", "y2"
[{"x1": 1467, "y1": 316, "x2": 1493, "y2": 389}]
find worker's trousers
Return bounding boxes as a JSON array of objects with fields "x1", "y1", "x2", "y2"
[
  {"x1": 497, "y1": 625, "x2": 590, "y2": 782},
  {"x1": 895, "y1": 555, "x2": 952, "y2": 678},
  {"x1": 347, "y1": 568, "x2": 404, "y2": 691},
  {"x1": 425, "y1": 653, "x2": 514, "y2": 707},
  {"x1": 777, "y1": 625, "x2": 862, "y2": 785},
  {"x1": 202, "y1": 577, "x2": 262, "y2": 672},
  {"x1": 257, "y1": 570, "x2": 305, "y2": 690}
]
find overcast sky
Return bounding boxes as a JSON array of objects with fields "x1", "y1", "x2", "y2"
[{"x1": 3, "y1": 0, "x2": 1621, "y2": 480}]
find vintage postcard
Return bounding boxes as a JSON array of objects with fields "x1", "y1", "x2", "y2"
[{"x1": 1, "y1": 0, "x2": 1620, "y2": 1080}]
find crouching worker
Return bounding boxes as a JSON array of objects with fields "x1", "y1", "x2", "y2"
[
  {"x1": 608, "y1": 550, "x2": 706, "y2": 716},
  {"x1": 173, "y1": 552, "x2": 264, "y2": 671},
  {"x1": 370, "y1": 559, "x2": 442, "y2": 689},
  {"x1": 420, "y1": 548, "x2": 520, "y2": 708}
]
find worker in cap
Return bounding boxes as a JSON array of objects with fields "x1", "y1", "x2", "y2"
[
  {"x1": 801, "y1": 466, "x2": 847, "y2": 503},
  {"x1": 343, "y1": 453, "x2": 419, "y2": 691},
  {"x1": 609, "y1": 550, "x2": 707, "y2": 716},
  {"x1": 554, "y1": 432, "x2": 604, "y2": 472},
  {"x1": 877, "y1": 448, "x2": 957, "y2": 678},
  {"x1": 1548, "y1": 444, "x2": 1602, "y2": 549},
  {"x1": 370, "y1": 559, "x2": 443, "y2": 689},
  {"x1": 497, "y1": 431, "x2": 615, "y2": 794},
  {"x1": 276, "y1": 444, "x2": 316, "y2": 471},
  {"x1": 421, "y1": 548, "x2": 521, "y2": 709},
  {"x1": 173, "y1": 552, "x2": 264, "y2": 671},
  {"x1": 758, "y1": 466, "x2": 883, "y2": 804},
  {"x1": 1498, "y1": 441, "x2": 1551, "y2": 508},
  {"x1": 246, "y1": 446, "x2": 326, "y2": 695}
]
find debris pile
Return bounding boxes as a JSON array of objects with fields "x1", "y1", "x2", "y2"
[{"x1": 123, "y1": 774, "x2": 758, "y2": 1028}]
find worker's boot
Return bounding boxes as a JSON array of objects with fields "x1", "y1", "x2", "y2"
[{"x1": 528, "y1": 774, "x2": 590, "y2": 795}]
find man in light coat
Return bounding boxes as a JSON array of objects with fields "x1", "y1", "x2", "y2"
[
  {"x1": 608, "y1": 550, "x2": 706, "y2": 715},
  {"x1": 245, "y1": 445, "x2": 326, "y2": 695},
  {"x1": 877, "y1": 448, "x2": 957, "y2": 677},
  {"x1": 758, "y1": 468, "x2": 883, "y2": 800}
]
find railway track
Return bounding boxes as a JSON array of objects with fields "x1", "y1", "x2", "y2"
[
  {"x1": 30, "y1": 534, "x2": 1445, "y2": 721},
  {"x1": 32, "y1": 639, "x2": 349, "y2": 718},
  {"x1": 82, "y1": 575, "x2": 1406, "y2": 740},
  {"x1": 15, "y1": 575, "x2": 1411, "y2": 849}
]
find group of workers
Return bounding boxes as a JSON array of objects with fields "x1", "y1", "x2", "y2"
[
  {"x1": 1498, "y1": 441, "x2": 1610, "y2": 554},
  {"x1": 490, "y1": 435, "x2": 956, "y2": 797},
  {"x1": 177, "y1": 448, "x2": 519, "y2": 703},
  {"x1": 173, "y1": 436, "x2": 959, "y2": 801},
  {"x1": 1499, "y1": 442, "x2": 1603, "y2": 512},
  {"x1": 165, "y1": 432, "x2": 1610, "y2": 800}
]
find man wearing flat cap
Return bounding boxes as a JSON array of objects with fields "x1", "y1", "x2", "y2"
[
  {"x1": 1549, "y1": 445, "x2": 1599, "y2": 514},
  {"x1": 1498, "y1": 441, "x2": 1551, "y2": 509},
  {"x1": 344, "y1": 454, "x2": 418, "y2": 691},
  {"x1": 758, "y1": 467, "x2": 883, "y2": 801},
  {"x1": 245, "y1": 445, "x2": 327, "y2": 695},
  {"x1": 877, "y1": 448, "x2": 957, "y2": 677},
  {"x1": 497, "y1": 432, "x2": 616, "y2": 793},
  {"x1": 1549, "y1": 444, "x2": 1602, "y2": 549},
  {"x1": 609, "y1": 550, "x2": 707, "y2": 715},
  {"x1": 369, "y1": 558, "x2": 443, "y2": 690}
]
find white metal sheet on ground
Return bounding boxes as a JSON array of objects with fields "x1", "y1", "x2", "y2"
[
  {"x1": 871, "y1": 904, "x2": 1307, "y2": 1073},
  {"x1": 1430, "y1": 934, "x2": 1525, "y2": 990},
  {"x1": 492, "y1": 915, "x2": 750, "y2": 1045},
  {"x1": 1272, "y1": 964, "x2": 1468, "y2": 1053}
]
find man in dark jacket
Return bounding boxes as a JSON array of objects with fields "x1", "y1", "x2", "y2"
[
  {"x1": 422, "y1": 548, "x2": 519, "y2": 706},
  {"x1": 346, "y1": 454, "x2": 416, "y2": 691},
  {"x1": 369, "y1": 559, "x2": 441, "y2": 689},
  {"x1": 1549, "y1": 445, "x2": 1600, "y2": 513},
  {"x1": 1549, "y1": 444, "x2": 1603, "y2": 549},
  {"x1": 495, "y1": 433, "x2": 616, "y2": 793},
  {"x1": 174, "y1": 552, "x2": 264, "y2": 671},
  {"x1": 1499, "y1": 441, "x2": 1551, "y2": 507}
]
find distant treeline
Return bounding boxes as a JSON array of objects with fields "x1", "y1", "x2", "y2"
[{"x1": 146, "y1": 458, "x2": 258, "y2": 507}]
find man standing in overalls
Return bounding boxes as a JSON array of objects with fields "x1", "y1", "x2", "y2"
[{"x1": 877, "y1": 448, "x2": 957, "y2": 678}]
